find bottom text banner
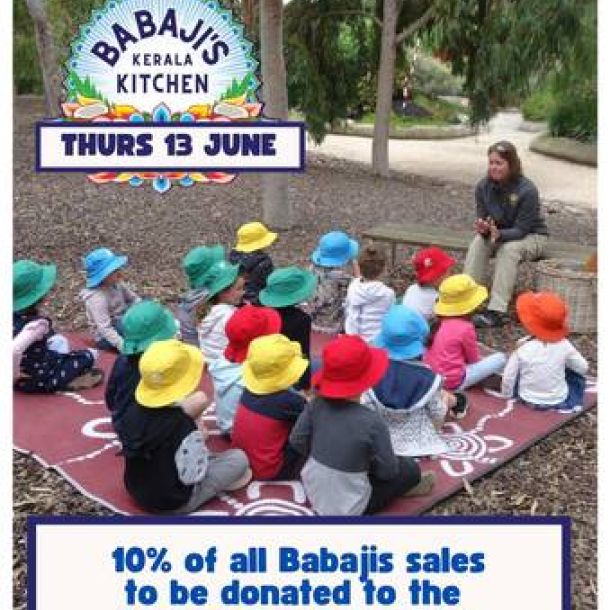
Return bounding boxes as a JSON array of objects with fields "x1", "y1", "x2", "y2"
[{"x1": 28, "y1": 516, "x2": 568, "y2": 610}]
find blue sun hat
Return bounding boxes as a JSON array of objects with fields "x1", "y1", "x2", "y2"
[
  {"x1": 311, "y1": 231, "x2": 359, "y2": 267},
  {"x1": 374, "y1": 305, "x2": 430, "y2": 361},
  {"x1": 84, "y1": 247, "x2": 128, "y2": 288}
]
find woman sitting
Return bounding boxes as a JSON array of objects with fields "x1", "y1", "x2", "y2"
[{"x1": 464, "y1": 140, "x2": 548, "y2": 327}]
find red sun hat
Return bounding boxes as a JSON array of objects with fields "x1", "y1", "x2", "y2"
[
  {"x1": 312, "y1": 334, "x2": 389, "y2": 399},
  {"x1": 224, "y1": 305, "x2": 282, "y2": 363},
  {"x1": 412, "y1": 247, "x2": 456, "y2": 284},
  {"x1": 516, "y1": 291, "x2": 570, "y2": 342}
]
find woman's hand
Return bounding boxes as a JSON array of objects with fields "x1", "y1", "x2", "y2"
[
  {"x1": 488, "y1": 220, "x2": 500, "y2": 243},
  {"x1": 474, "y1": 218, "x2": 490, "y2": 235}
]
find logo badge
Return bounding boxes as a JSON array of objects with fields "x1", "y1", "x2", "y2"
[{"x1": 36, "y1": 0, "x2": 305, "y2": 193}]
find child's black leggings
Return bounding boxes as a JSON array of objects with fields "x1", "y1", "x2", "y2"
[{"x1": 365, "y1": 456, "x2": 421, "y2": 514}]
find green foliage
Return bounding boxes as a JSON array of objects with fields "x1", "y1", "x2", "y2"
[
  {"x1": 433, "y1": 0, "x2": 591, "y2": 125},
  {"x1": 285, "y1": 0, "x2": 377, "y2": 143},
  {"x1": 14, "y1": 0, "x2": 43, "y2": 94},
  {"x1": 548, "y1": 2, "x2": 596, "y2": 141},
  {"x1": 47, "y1": 0, "x2": 106, "y2": 63},
  {"x1": 358, "y1": 92, "x2": 463, "y2": 127},
  {"x1": 409, "y1": 53, "x2": 463, "y2": 97},
  {"x1": 221, "y1": 73, "x2": 256, "y2": 100},
  {"x1": 549, "y1": 85, "x2": 596, "y2": 143},
  {"x1": 520, "y1": 3, "x2": 596, "y2": 141},
  {"x1": 521, "y1": 86, "x2": 554, "y2": 122},
  {"x1": 14, "y1": 0, "x2": 106, "y2": 94},
  {"x1": 65, "y1": 70, "x2": 105, "y2": 101}
]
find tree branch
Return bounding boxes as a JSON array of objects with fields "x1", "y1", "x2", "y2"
[{"x1": 395, "y1": 5, "x2": 435, "y2": 45}]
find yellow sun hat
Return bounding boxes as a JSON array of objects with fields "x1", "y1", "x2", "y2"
[
  {"x1": 234, "y1": 221, "x2": 278, "y2": 253},
  {"x1": 136, "y1": 339, "x2": 204, "y2": 408},
  {"x1": 242, "y1": 334, "x2": 309, "y2": 394},
  {"x1": 434, "y1": 274, "x2": 489, "y2": 317}
]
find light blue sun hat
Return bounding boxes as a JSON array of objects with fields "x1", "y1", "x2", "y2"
[
  {"x1": 84, "y1": 247, "x2": 128, "y2": 288},
  {"x1": 374, "y1": 305, "x2": 430, "y2": 361},
  {"x1": 311, "y1": 231, "x2": 359, "y2": 267}
]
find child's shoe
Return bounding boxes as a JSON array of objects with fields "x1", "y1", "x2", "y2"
[
  {"x1": 450, "y1": 392, "x2": 469, "y2": 419},
  {"x1": 404, "y1": 471, "x2": 436, "y2": 497},
  {"x1": 224, "y1": 467, "x2": 252, "y2": 491},
  {"x1": 66, "y1": 368, "x2": 105, "y2": 390}
]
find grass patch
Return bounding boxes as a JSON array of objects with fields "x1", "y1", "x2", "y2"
[{"x1": 357, "y1": 93, "x2": 465, "y2": 127}]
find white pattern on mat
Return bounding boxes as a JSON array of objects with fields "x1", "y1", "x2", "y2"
[{"x1": 437, "y1": 397, "x2": 516, "y2": 478}]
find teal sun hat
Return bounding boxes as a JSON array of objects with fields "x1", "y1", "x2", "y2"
[
  {"x1": 205, "y1": 260, "x2": 240, "y2": 299},
  {"x1": 259, "y1": 266, "x2": 318, "y2": 308},
  {"x1": 121, "y1": 300, "x2": 179, "y2": 355},
  {"x1": 182, "y1": 245, "x2": 225, "y2": 289},
  {"x1": 13, "y1": 259, "x2": 57, "y2": 312}
]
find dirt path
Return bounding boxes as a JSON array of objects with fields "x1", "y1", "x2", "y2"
[{"x1": 308, "y1": 110, "x2": 597, "y2": 210}]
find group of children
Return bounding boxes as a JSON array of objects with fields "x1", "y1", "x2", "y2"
[{"x1": 13, "y1": 220, "x2": 589, "y2": 515}]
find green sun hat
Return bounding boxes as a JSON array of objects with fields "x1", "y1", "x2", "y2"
[
  {"x1": 121, "y1": 300, "x2": 179, "y2": 355},
  {"x1": 259, "y1": 266, "x2": 318, "y2": 308},
  {"x1": 205, "y1": 260, "x2": 240, "y2": 299},
  {"x1": 182, "y1": 245, "x2": 225, "y2": 289},
  {"x1": 13, "y1": 259, "x2": 57, "y2": 312}
]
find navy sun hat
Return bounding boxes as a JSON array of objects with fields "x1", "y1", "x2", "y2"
[
  {"x1": 374, "y1": 304, "x2": 430, "y2": 361},
  {"x1": 311, "y1": 231, "x2": 359, "y2": 267}
]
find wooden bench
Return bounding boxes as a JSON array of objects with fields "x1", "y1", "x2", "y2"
[{"x1": 362, "y1": 222, "x2": 595, "y2": 267}]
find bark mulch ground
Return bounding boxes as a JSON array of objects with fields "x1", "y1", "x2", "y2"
[{"x1": 13, "y1": 97, "x2": 597, "y2": 609}]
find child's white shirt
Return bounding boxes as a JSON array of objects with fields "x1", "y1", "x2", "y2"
[
  {"x1": 198, "y1": 303, "x2": 236, "y2": 362},
  {"x1": 344, "y1": 278, "x2": 395, "y2": 343},
  {"x1": 402, "y1": 284, "x2": 438, "y2": 320},
  {"x1": 501, "y1": 337, "x2": 588, "y2": 405}
]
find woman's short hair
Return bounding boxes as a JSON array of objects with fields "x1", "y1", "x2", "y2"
[
  {"x1": 487, "y1": 140, "x2": 522, "y2": 181},
  {"x1": 359, "y1": 245, "x2": 386, "y2": 280}
]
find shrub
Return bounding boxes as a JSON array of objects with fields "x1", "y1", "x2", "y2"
[
  {"x1": 521, "y1": 88, "x2": 554, "y2": 122},
  {"x1": 548, "y1": 82, "x2": 596, "y2": 143},
  {"x1": 412, "y1": 54, "x2": 464, "y2": 98}
]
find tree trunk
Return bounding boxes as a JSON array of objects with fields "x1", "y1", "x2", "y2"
[
  {"x1": 242, "y1": 0, "x2": 258, "y2": 41},
  {"x1": 371, "y1": 0, "x2": 399, "y2": 177},
  {"x1": 25, "y1": 0, "x2": 61, "y2": 116},
  {"x1": 259, "y1": 0, "x2": 293, "y2": 228}
]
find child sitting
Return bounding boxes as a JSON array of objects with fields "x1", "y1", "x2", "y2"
[
  {"x1": 309, "y1": 230, "x2": 360, "y2": 334},
  {"x1": 502, "y1": 292, "x2": 589, "y2": 409},
  {"x1": 290, "y1": 334, "x2": 435, "y2": 516},
  {"x1": 13, "y1": 319, "x2": 49, "y2": 380},
  {"x1": 259, "y1": 266, "x2": 317, "y2": 390},
  {"x1": 105, "y1": 300, "x2": 179, "y2": 438},
  {"x1": 122, "y1": 339, "x2": 251, "y2": 513},
  {"x1": 80, "y1": 247, "x2": 140, "y2": 351},
  {"x1": 208, "y1": 305, "x2": 282, "y2": 436},
  {"x1": 424, "y1": 274, "x2": 506, "y2": 391},
  {"x1": 403, "y1": 247, "x2": 456, "y2": 321},
  {"x1": 176, "y1": 245, "x2": 224, "y2": 346},
  {"x1": 364, "y1": 305, "x2": 460, "y2": 457},
  {"x1": 231, "y1": 334, "x2": 308, "y2": 480},
  {"x1": 344, "y1": 245, "x2": 395, "y2": 342},
  {"x1": 13, "y1": 259, "x2": 102, "y2": 392},
  {"x1": 197, "y1": 260, "x2": 245, "y2": 362},
  {"x1": 229, "y1": 221, "x2": 277, "y2": 304}
]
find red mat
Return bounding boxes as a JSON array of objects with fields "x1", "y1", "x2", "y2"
[{"x1": 14, "y1": 333, "x2": 597, "y2": 516}]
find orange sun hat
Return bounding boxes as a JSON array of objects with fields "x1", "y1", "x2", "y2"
[{"x1": 516, "y1": 292, "x2": 570, "y2": 342}]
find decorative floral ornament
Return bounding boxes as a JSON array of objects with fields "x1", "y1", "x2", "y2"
[{"x1": 69, "y1": 100, "x2": 263, "y2": 193}]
